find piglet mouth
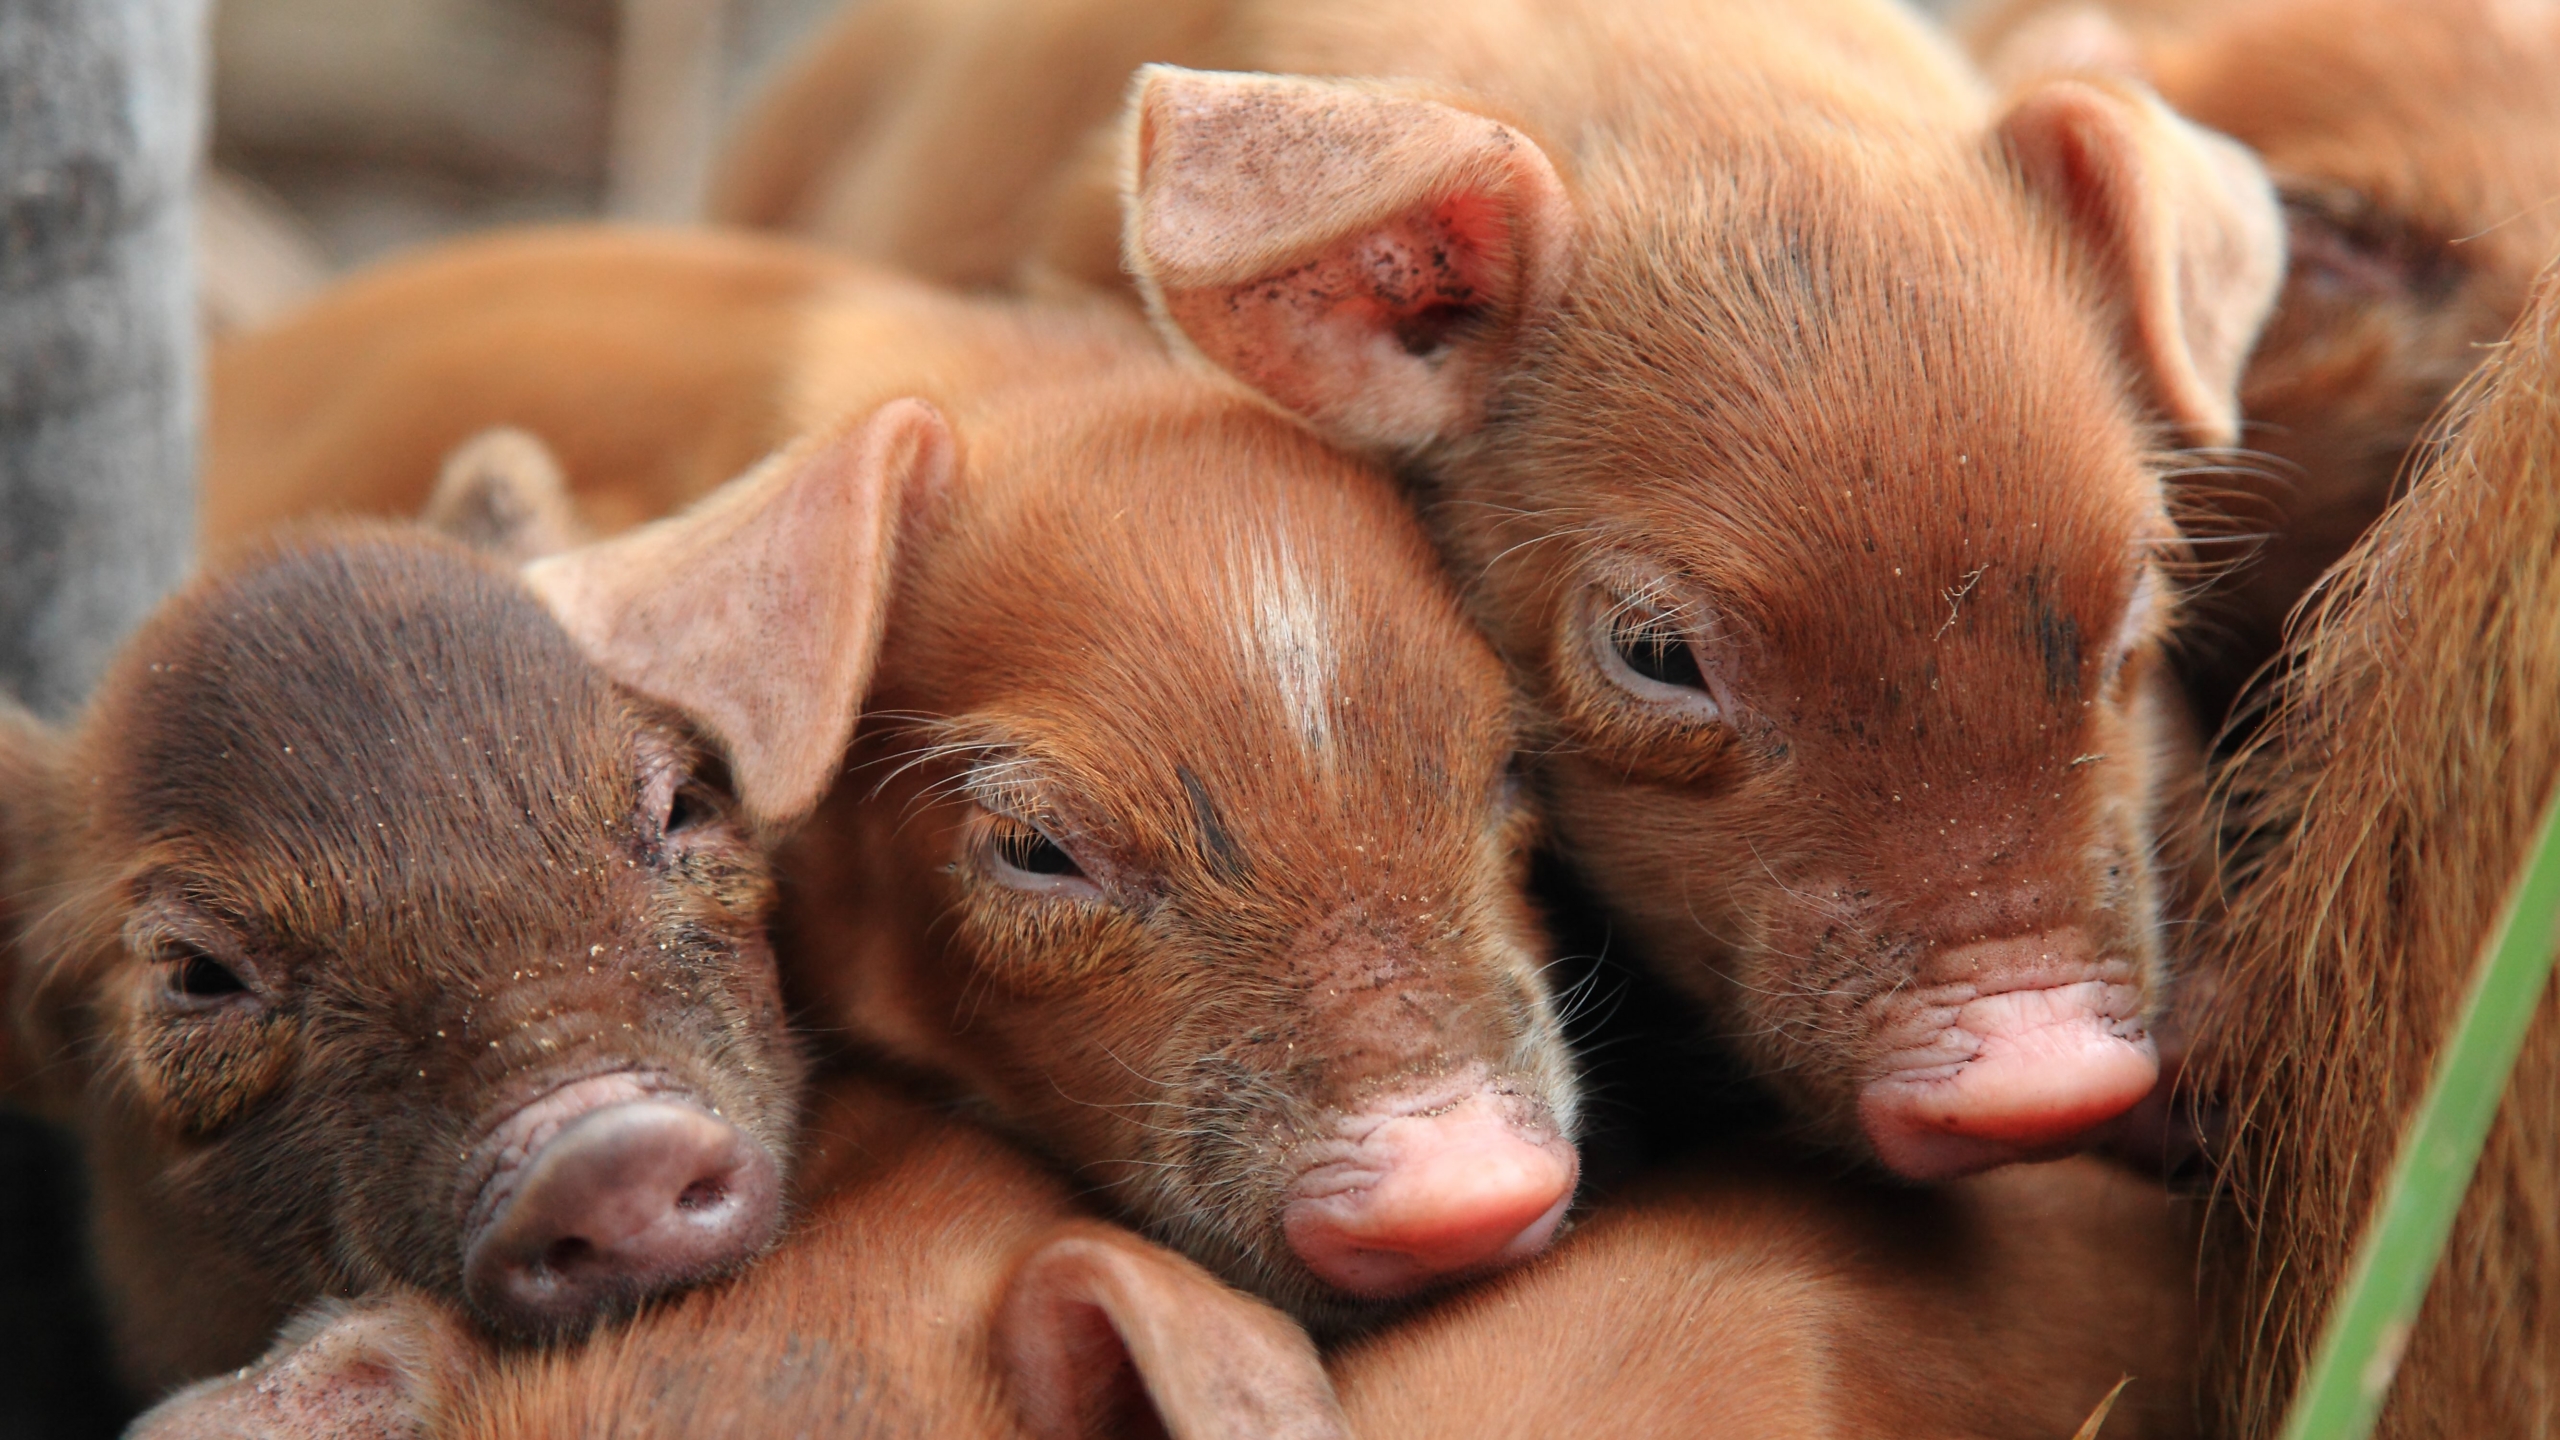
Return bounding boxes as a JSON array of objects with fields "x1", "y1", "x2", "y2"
[
  {"x1": 1857, "y1": 937, "x2": 2158, "y2": 1183},
  {"x1": 1279, "y1": 1077, "x2": 1578, "y2": 1300},
  {"x1": 458, "y1": 1070, "x2": 780, "y2": 1336}
]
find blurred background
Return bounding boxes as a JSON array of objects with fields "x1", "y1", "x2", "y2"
[
  {"x1": 201, "y1": 0, "x2": 1965, "y2": 333},
  {"x1": 201, "y1": 0, "x2": 844, "y2": 333}
]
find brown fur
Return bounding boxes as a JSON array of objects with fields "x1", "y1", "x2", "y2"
[
  {"x1": 0, "y1": 414, "x2": 928, "y2": 1389},
  {"x1": 707, "y1": 0, "x2": 1241, "y2": 290},
  {"x1": 139, "y1": 1128, "x2": 2204, "y2": 1440},
  {"x1": 710, "y1": 0, "x2": 2286, "y2": 1175},
  {"x1": 206, "y1": 228, "x2": 1576, "y2": 1330},
  {"x1": 1335, "y1": 1156, "x2": 2202, "y2": 1439},
  {"x1": 1966, "y1": 0, "x2": 2560, "y2": 722},
  {"x1": 0, "y1": 532, "x2": 804, "y2": 1390},
  {"x1": 204, "y1": 227, "x2": 837, "y2": 545},
  {"x1": 129, "y1": 1070, "x2": 1350, "y2": 1440},
  {"x1": 2200, "y1": 266, "x2": 2560, "y2": 1435}
]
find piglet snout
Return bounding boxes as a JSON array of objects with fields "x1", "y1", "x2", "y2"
[
  {"x1": 463, "y1": 1076, "x2": 780, "y2": 1335},
  {"x1": 1858, "y1": 931, "x2": 2159, "y2": 1181},
  {"x1": 1283, "y1": 1088, "x2": 1577, "y2": 1299}
]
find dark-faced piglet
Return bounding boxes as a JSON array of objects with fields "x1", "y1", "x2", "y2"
[{"x1": 0, "y1": 409, "x2": 942, "y2": 1390}]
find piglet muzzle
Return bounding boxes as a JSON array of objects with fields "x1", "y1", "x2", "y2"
[
  {"x1": 1282, "y1": 1083, "x2": 1577, "y2": 1299},
  {"x1": 1856, "y1": 930, "x2": 2158, "y2": 1181},
  {"x1": 461, "y1": 1072, "x2": 780, "y2": 1336}
]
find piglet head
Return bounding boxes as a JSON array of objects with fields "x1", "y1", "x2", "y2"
[
  {"x1": 1118, "y1": 67, "x2": 2282, "y2": 1179},
  {"x1": 1, "y1": 407, "x2": 942, "y2": 1363},
  {"x1": 790, "y1": 389, "x2": 1579, "y2": 1330}
]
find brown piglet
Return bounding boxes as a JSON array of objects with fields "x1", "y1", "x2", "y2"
[
  {"x1": 1967, "y1": 0, "x2": 2560, "y2": 723},
  {"x1": 0, "y1": 411, "x2": 940, "y2": 1390},
  {"x1": 2191, "y1": 267, "x2": 2560, "y2": 1432},
  {"x1": 126, "y1": 1069, "x2": 1352, "y2": 1440},
  {"x1": 710, "y1": 0, "x2": 2289, "y2": 1179},
  {"x1": 134, "y1": 1110, "x2": 2204, "y2": 1440},
  {"x1": 207, "y1": 227, "x2": 1582, "y2": 1329}
]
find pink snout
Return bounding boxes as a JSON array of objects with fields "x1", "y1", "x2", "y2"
[
  {"x1": 1283, "y1": 1089, "x2": 1578, "y2": 1299},
  {"x1": 462, "y1": 1074, "x2": 780, "y2": 1335},
  {"x1": 1860, "y1": 955, "x2": 2159, "y2": 1182}
]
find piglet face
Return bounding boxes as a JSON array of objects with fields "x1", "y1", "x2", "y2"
[
  {"x1": 797, "y1": 404, "x2": 1580, "y2": 1330},
  {"x1": 29, "y1": 535, "x2": 801, "y2": 1339},
  {"x1": 1470, "y1": 201, "x2": 2193, "y2": 1180}
]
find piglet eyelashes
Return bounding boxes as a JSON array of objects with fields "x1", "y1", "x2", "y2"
[
  {"x1": 1609, "y1": 604, "x2": 1709, "y2": 693},
  {"x1": 167, "y1": 947, "x2": 253, "y2": 1004},
  {"x1": 982, "y1": 812, "x2": 1100, "y2": 898},
  {"x1": 994, "y1": 822, "x2": 1081, "y2": 879},
  {"x1": 1592, "y1": 590, "x2": 1726, "y2": 723}
]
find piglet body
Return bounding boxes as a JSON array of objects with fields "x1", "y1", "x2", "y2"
[
  {"x1": 137, "y1": 1107, "x2": 2202, "y2": 1440},
  {"x1": 208, "y1": 227, "x2": 1582, "y2": 1329},
  {"x1": 710, "y1": 0, "x2": 2290, "y2": 1178},
  {"x1": 128, "y1": 1069, "x2": 1352, "y2": 1440},
  {"x1": 0, "y1": 410, "x2": 932, "y2": 1388}
]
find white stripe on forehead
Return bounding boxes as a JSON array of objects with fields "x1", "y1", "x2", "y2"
[{"x1": 1241, "y1": 532, "x2": 1340, "y2": 757}]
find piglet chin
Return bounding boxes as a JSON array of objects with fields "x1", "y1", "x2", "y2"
[
  {"x1": 1283, "y1": 1089, "x2": 1578, "y2": 1300},
  {"x1": 1859, "y1": 983, "x2": 2159, "y2": 1182}
]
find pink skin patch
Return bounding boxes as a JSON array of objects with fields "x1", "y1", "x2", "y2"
[
  {"x1": 458, "y1": 1071, "x2": 781, "y2": 1334},
  {"x1": 1860, "y1": 981, "x2": 2160, "y2": 1182},
  {"x1": 1283, "y1": 1086, "x2": 1578, "y2": 1299}
]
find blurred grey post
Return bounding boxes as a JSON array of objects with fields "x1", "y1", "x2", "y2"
[
  {"x1": 0, "y1": 0, "x2": 207, "y2": 719},
  {"x1": 610, "y1": 0, "x2": 730, "y2": 221}
]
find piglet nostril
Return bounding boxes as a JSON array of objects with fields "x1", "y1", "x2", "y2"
[
  {"x1": 462, "y1": 1099, "x2": 780, "y2": 1337},
  {"x1": 1283, "y1": 1090, "x2": 1577, "y2": 1300}
]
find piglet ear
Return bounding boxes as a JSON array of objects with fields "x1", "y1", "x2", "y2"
[
  {"x1": 422, "y1": 427, "x2": 594, "y2": 565},
  {"x1": 1124, "y1": 65, "x2": 1574, "y2": 454},
  {"x1": 1999, "y1": 77, "x2": 2284, "y2": 449},
  {"x1": 124, "y1": 1292, "x2": 484, "y2": 1440},
  {"x1": 995, "y1": 1223, "x2": 1349, "y2": 1440},
  {"x1": 525, "y1": 399, "x2": 951, "y2": 833}
]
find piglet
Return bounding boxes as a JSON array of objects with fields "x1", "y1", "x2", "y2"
[
  {"x1": 2187, "y1": 267, "x2": 2560, "y2": 1436},
  {"x1": 135, "y1": 1103, "x2": 2204, "y2": 1440},
  {"x1": 707, "y1": 0, "x2": 2288, "y2": 1180},
  {"x1": 126, "y1": 1069, "x2": 1350, "y2": 1440},
  {"x1": 1333, "y1": 1155, "x2": 2202, "y2": 1439},
  {"x1": 0, "y1": 407, "x2": 942, "y2": 1391},
  {"x1": 206, "y1": 228, "x2": 1582, "y2": 1328},
  {"x1": 1970, "y1": 0, "x2": 2560, "y2": 723}
]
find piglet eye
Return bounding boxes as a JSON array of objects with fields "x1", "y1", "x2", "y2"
[
  {"x1": 994, "y1": 821, "x2": 1083, "y2": 879},
  {"x1": 664, "y1": 785, "x2": 716, "y2": 835},
  {"x1": 160, "y1": 944, "x2": 250, "y2": 1004},
  {"x1": 176, "y1": 951, "x2": 247, "y2": 998},
  {"x1": 1610, "y1": 607, "x2": 1706, "y2": 691}
]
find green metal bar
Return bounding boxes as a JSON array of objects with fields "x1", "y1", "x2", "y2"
[{"x1": 2276, "y1": 782, "x2": 2560, "y2": 1440}]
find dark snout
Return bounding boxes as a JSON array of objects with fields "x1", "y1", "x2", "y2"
[{"x1": 461, "y1": 1072, "x2": 780, "y2": 1335}]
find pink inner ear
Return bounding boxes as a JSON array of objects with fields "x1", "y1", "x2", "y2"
[
  {"x1": 1161, "y1": 186, "x2": 1529, "y2": 448},
  {"x1": 1002, "y1": 1287, "x2": 1151, "y2": 1440},
  {"x1": 1354, "y1": 194, "x2": 1506, "y2": 354}
]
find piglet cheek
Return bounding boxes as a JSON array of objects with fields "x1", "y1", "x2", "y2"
[
  {"x1": 1858, "y1": 983, "x2": 2160, "y2": 1182},
  {"x1": 1281, "y1": 1092, "x2": 1578, "y2": 1299}
]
